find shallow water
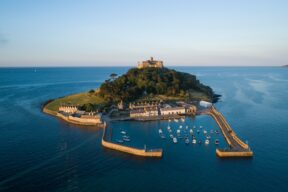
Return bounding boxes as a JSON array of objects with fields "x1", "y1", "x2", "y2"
[{"x1": 0, "y1": 67, "x2": 287, "y2": 192}]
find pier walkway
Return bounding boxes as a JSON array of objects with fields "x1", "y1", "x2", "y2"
[{"x1": 205, "y1": 107, "x2": 253, "y2": 157}]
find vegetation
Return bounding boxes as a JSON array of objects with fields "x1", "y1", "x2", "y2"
[
  {"x1": 44, "y1": 67, "x2": 215, "y2": 113},
  {"x1": 45, "y1": 92, "x2": 107, "y2": 112},
  {"x1": 98, "y1": 67, "x2": 214, "y2": 103}
]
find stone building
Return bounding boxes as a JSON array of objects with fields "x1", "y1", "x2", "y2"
[
  {"x1": 59, "y1": 105, "x2": 78, "y2": 114},
  {"x1": 160, "y1": 107, "x2": 186, "y2": 116},
  {"x1": 137, "y1": 57, "x2": 164, "y2": 69}
]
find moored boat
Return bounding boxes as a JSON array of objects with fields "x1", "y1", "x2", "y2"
[
  {"x1": 192, "y1": 139, "x2": 197, "y2": 144},
  {"x1": 205, "y1": 139, "x2": 209, "y2": 145},
  {"x1": 215, "y1": 139, "x2": 219, "y2": 145},
  {"x1": 173, "y1": 137, "x2": 178, "y2": 143}
]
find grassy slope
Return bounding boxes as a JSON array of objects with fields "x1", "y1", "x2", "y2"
[{"x1": 45, "y1": 92, "x2": 105, "y2": 112}]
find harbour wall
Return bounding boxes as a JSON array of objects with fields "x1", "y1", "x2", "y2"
[
  {"x1": 43, "y1": 106, "x2": 104, "y2": 127},
  {"x1": 101, "y1": 126, "x2": 162, "y2": 158},
  {"x1": 216, "y1": 149, "x2": 253, "y2": 157}
]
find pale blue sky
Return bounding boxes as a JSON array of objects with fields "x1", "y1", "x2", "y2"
[{"x1": 0, "y1": 0, "x2": 287, "y2": 66}]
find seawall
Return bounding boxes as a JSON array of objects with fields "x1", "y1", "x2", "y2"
[
  {"x1": 216, "y1": 149, "x2": 253, "y2": 157},
  {"x1": 101, "y1": 126, "x2": 162, "y2": 158}
]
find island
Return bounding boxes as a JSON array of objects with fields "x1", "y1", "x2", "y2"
[
  {"x1": 43, "y1": 57, "x2": 215, "y2": 123},
  {"x1": 43, "y1": 57, "x2": 252, "y2": 158}
]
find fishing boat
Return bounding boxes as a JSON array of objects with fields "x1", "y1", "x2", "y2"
[
  {"x1": 205, "y1": 139, "x2": 209, "y2": 145},
  {"x1": 189, "y1": 129, "x2": 193, "y2": 135},
  {"x1": 192, "y1": 139, "x2": 197, "y2": 144},
  {"x1": 120, "y1": 131, "x2": 126, "y2": 135},
  {"x1": 185, "y1": 138, "x2": 189, "y2": 144},
  {"x1": 215, "y1": 139, "x2": 219, "y2": 145},
  {"x1": 173, "y1": 137, "x2": 178, "y2": 143}
]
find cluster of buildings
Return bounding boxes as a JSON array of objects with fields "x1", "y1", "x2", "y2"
[
  {"x1": 129, "y1": 101, "x2": 196, "y2": 119},
  {"x1": 58, "y1": 104, "x2": 102, "y2": 125}
]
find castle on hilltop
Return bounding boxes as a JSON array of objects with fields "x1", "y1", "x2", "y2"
[{"x1": 137, "y1": 57, "x2": 163, "y2": 69}]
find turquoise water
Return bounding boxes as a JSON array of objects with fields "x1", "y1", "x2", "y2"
[{"x1": 0, "y1": 67, "x2": 287, "y2": 192}]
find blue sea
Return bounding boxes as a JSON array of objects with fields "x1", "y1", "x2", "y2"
[{"x1": 0, "y1": 67, "x2": 287, "y2": 192}]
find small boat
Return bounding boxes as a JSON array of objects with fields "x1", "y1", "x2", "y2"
[
  {"x1": 116, "y1": 139, "x2": 123, "y2": 143},
  {"x1": 193, "y1": 125, "x2": 196, "y2": 129},
  {"x1": 185, "y1": 138, "x2": 189, "y2": 144},
  {"x1": 206, "y1": 135, "x2": 211, "y2": 140},
  {"x1": 198, "y1": 140, "x2": 202, "y2": 144},
  {"x1": 168, "y1": 129, "x2": 172, "y2": 133},
  {"x1": 167, "y1": 125, "x2": 171, "y2": 130},
  {"x1": 189, "y1": 129, "x2": 193, "y2": 135},
  {"x1": 215, "y1": 130, "x2": 220, "y2": 134},
  {"x1": 174, "y1": 119, "x2": 179, "y2": 122},
  {"x1": 120, "y1": 131, "x2": 126, "y2": 135},
  {"x1": 197, "y1": 130, "x2": 200, "y2": 134},
  {"x1": 192, "y1": 139, "x2": 197, "y2": 144},
  {"x1": 123, "y1": 138, "x2": 130, "y2": 142},
  {"x1": 159, "y1": 129, "x2": 163, "y2": 134},
  {"x1": 210, "y1": 130, "x2": 214, "y2": 134},
  {"x1": 173, "y1": 137, "x2": 178, "y2": 143},
  {"x1": 170, "y1": 134, "x2": 174, "y2": 139},
  {"x1": 215, "y1": 139, "x2": 219, "y2": 145},
  {"x1": 181, "y1": 118, "x2": 185, "y2": 122},
  {"x1": 203, "y1": 130, "x2": 207, "y2": 134},
  {"x1": 200, "y1": 125, "x2": 203, "y2": 129},
  {"x1": 160, "y1": 134, "x2": 166, "y2": 139},
  {"x1": 177, "y1": 129, "x2": 181, "y2": 134},
  {"x1": 185, "y1": 126, "x2": 188, "y2": 130},
  {"x1": 123, "y1": 135, "x2": 130, "y2": 139},
  {"x1": 179, "y1": 125, "x2": 183, "y2": 129},
  {"x1": 205, "y1": 139, "x2": 209, "y2": 145},
  {"x1": 168, "y1": 119, "x2": 171, "y2": 122}
]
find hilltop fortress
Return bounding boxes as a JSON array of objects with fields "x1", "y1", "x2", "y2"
[{"x1": 137, "y1": 57, "x2": 164, "y2": 69}]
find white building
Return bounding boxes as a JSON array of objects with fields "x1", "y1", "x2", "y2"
[
  {"x1": 160, "y1": 107, "x2": 186, "y2": 116},
  {"x1": 199, "y1": 101, "x2": 212, "y2": 108}
]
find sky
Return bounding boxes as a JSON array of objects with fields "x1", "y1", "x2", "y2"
[{"x1": 0, "y1": 0, "x2": 288, "y2": 67}]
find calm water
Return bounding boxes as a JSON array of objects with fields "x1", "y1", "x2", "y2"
[{"x1": 0, "y1": 67, "x2": 287, "y2": 192}]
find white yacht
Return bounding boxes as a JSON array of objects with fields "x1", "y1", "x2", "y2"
[
  {"x1": 205, "y1": 139, "x2": 209, "y2": 145},
  {"x1": 173, "y1": 137, "x2": 178, "y2": 143},
  {"x1": 192, "y1": 139, "x2": 197, "y2": 144}
]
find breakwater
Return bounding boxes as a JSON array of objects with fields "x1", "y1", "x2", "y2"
[
  {"x1": 204, "y1": 107, "x2": 253, "y2": 158},
  {"x1": 101, "y1": 125, "x2": 163, "y2": 158}
]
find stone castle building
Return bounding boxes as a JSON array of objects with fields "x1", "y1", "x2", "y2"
[{"x1": 137, "y1": 57, "x2": 164, "y2": 69}]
